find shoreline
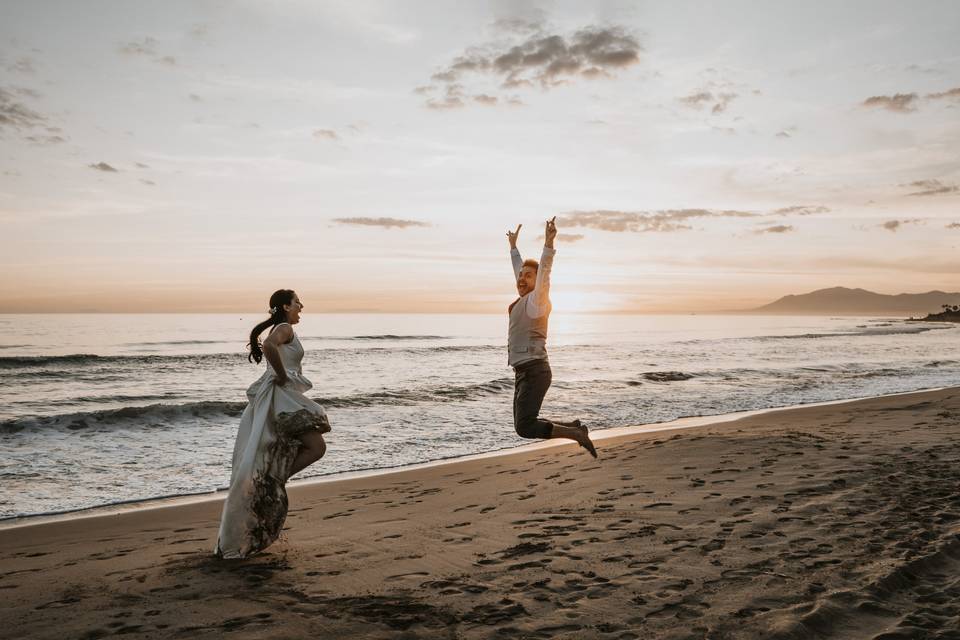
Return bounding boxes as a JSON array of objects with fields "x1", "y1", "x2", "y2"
[
  {"x1": 3, "y1": 385, "x2": 960, "y2": 637},
  {"x1": 1, "y1": 384, "x2": 949, "y2": 531}
]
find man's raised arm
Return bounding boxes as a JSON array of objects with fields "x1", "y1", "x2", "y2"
[
  {"x1": 507, "y1": 223, "x2": 523, "y2": 279},
  {"x1": 533, "y1": 217, "x2": 557, "y2": 307}
]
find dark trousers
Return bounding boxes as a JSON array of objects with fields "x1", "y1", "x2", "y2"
[{"x1": 513, "y1": 359, "x2": 554, "y2": 439}]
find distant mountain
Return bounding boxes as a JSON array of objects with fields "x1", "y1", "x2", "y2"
[{"x1": 747, "y1": 287, "x2": 960, "y2": 315}]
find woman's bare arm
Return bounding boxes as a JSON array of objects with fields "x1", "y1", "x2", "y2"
[{"x1": 262, "y1": 323, "x2": 293, "y2": 385}]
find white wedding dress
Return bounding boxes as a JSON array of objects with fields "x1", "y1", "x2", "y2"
[{"x1": 216, "y1": 324, "x2": 330, "y2": 559}]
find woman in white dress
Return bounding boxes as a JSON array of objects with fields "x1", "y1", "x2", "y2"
[{"x1": 216, "y1": 289, "x2": 330, "y2": 559}]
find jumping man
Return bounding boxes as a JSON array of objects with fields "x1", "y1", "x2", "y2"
[{"x1": 506, "y1": 217, "x2": 597, "y2": 458}]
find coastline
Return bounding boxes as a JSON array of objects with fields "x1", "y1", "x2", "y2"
[
  {"x1": 1, "y1": 385, "x2": 948, "y2": 531},
  {"x1": 3, "y1": 386, "x2": 960, "y2": 638}
]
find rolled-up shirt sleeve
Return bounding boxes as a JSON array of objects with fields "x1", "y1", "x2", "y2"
[
  {"x1": 527, "y1": 245, "x2": 555, "y2": 318},
  {"x1": 510, "y1": 247, "x2": 523, "y2": 281}
]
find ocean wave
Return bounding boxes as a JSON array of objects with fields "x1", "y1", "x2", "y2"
[
  {"x1": 639, "y1": 371, "x2": 696, "y2": 382},
  {"x1": 0, "y1": 344, "x2": 499, "y2": 370},
  {"x1": 313, "y1": 334, "x2": 452, "y2": 341},
  {"x1": 123, "y1": 339, "x2": 227, "y2": 347},
  {"x1": 751, "y1": 324, "x2": 949, "y2": 342},
  {"x1": 0, "y1": 377, "x2": 516, "y2": 433}
]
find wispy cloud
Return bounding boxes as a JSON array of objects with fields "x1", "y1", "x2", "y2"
[
  {"x1": 947, "y1": 222, "x2": 960, "y2": 229},
  {"x1": 862, "y1": 92, "x2": 918, "y2": 113},
  {"x1": 926, "y1": 87, "x2": 960, "y2": 101},
  {"x1": 4, "y1": 56, "x2": 35, "y2": 74},
  {"x1": 862, "y1": 86, "x2": 960, "y2": 113},
  {"x1": 903, "y1": 179, "x2": 959, "y2": 196},
  {"x1": 332, "y1": 217, "x2": 431, "y2": 229},
  {"x1": 419, "y1": 25, "x2": 641, "y2": 108},
  {"x1": 313, "y1": 129, "x2": 339, "y2": 140},
  {"x1": 557, "y1": 204, "x2": 827, "y2": 233},
  {"x1": 711, "y1": 92, "x2": 738, "y2": 114},
  {"x1": 25, "y1": 134, "x2": 66, "y2": 145},
  {"x1": 880, "y1": 219, "x2": 922, "y2": 232},
  {"x1": 0, "y1": 87, "x2": 46, "y2": 131},
  {"x1": 776, "y1": 127, "x2": 797, "y2": 138},
  {"x1": 754, "y1": 224, "x2": 794, "y2": 234},
  {"x1": 493, "y1": 16, "x2": 547, "y2": 35},
  {"x1": 773, "y1": 205, "x2": 829, "y2": 216},
  {"x1": 119, "y1": 37, "x2": 159, "y2": 56},
  {"x1": 88, "y1": 162, "x2": 118, "y2": 172},
  {"x1": 557, "y1": 209, "x2": 757, "y2": 233},
  {"x1": 677, "y1": 91, "x2": 713, "y2": 108},
  {"x1": 118, "y1": 37, "x2": 178, "y2": 66}
]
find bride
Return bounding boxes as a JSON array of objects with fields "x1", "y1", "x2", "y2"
[{"x1": 216, "y1": 289, "x2": 330, "y2": 559}]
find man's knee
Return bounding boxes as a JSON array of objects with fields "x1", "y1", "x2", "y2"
[{"x1": 515, "y1": 417, "x2": 546, "y2": 439}]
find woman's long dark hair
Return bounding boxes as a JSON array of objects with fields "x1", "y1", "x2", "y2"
[{"x1": 248, "y1": 289, "x2": 296, "y2": 364}]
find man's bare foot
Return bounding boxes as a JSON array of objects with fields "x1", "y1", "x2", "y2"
[{"x1": 573, "y1": 420, "x2": 598, "y2": 458}]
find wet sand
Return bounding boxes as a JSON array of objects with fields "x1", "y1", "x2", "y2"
[{"x1": 2, "y1": 388, "x2": 960, "y2": 639}]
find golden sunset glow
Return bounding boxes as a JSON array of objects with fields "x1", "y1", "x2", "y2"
[{"x1": 1, "y1": 3, "x2": 958, "y2": 313}]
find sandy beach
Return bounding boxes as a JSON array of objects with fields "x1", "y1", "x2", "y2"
[{"x1": 3, "y1": 388, "x2": 960, "y2": 639}]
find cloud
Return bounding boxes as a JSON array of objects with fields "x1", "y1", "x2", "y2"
[
  {"x1": 118, "y1": 37, "x2": 178, "y2": 66},
  {"x1": 879, "y1": 219, "x2": 921, "y2": 232},
  {"x1": 88, "y1": 162, "x2": 118, "y2": 172},
  {"x1": 332, "y1": 217, "x2": 431, "y2": 229},
  {"x1": 678, "y1": 91, "x2": 713, "y2": 108},
  {"x1": 677, "y1": 89, "x2": 738, "y2": 114},
  {"x1": 754, "y1": 224, "x2": 794, "y2": 234},
  {"x1": 473, "y1": 94, "x2": 498, "y2": 106},
  {"x1": 947, "y1": 223, "x2": 960, "y2": 229},
  {"x1": 119, "y1": 37, "x2": 158, "y2": 56},
  {"x1": 926, "y1": 87, "x2": 960, "y2": 101},
  {"x1": 493, "y1": 16, "x2": 546, "y2": 34},
  {"x1": 140, "y1": 179, "x2": 156, "y2": 186},
  {"x1": 0, "y1": 87, "x2": 46, "y2": 131},
  {"x1": 903, "y1": 179, "x2": 959, "y2": 196},
  {"x1": 5, "y1": 57, "x2": 36, "y2": 74},
  {"x1": 861, "y1": 87, "x2": 960, "y2": 113},
  {"x1": 773, "y1": 205, "x2": 829, "y2": 216},
  {"x1": 555, "y1": 205, "x2": 828, "y2": 233},
  {"x1": 420, "y1": 25, "x2": 641, "y2": 108},
  {"x1": 711, "y1": 92, "x2": 738, "y2": 114},
  {"x1": 135, "y1": 162, "x2": 150, "y2": 168},
  {"x1": 313, "y1": 128, "x2": 339, "y2": 140},
  {"x1": 557, "y1": 208, "x2": 757, "y2": 233},
  {"x1": 25, "y1": 134, "x2": 65, "y2": 145},
  {"x1": 862, "y1": 93, "x2": 918, "y2": 113},
  {"x1": 425, "y1": 84, "x2": 468, "y2": 110}
]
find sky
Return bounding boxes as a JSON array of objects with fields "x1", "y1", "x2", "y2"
[{"x1": 1, "y1": 0, "x2": 958, "y2": 313}]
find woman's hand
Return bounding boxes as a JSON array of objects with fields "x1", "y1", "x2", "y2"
[{"x1": 274, "y1": 374, "x2": 289, "y2": 387}]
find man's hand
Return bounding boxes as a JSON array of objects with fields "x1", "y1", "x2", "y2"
[
  {"x1": 506, "y1": 223, "x2": 522, "y2": 249},
  {"x1": 544, "y1": 216, "x2": 557, "y2": 248}
]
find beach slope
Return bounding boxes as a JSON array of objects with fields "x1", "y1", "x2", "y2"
[{"x1": 2, "y1": 388, "x2": 960, "y2": 639}]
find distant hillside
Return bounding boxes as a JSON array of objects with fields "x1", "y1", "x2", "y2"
[{"x1": 747, "y1": 287, "x2": 960, "y2": 316}]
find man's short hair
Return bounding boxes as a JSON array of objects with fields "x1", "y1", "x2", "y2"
[{"x1": 521, "y1": 258, "x2": 539, "y2": 271}]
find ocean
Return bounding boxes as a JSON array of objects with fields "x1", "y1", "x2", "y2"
[{"x1": 0, "y1": 313, "x2": 956, "y2": 520}]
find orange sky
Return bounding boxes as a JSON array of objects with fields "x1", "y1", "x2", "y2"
[{"x1": 1, "y1": 2, "x2": 958, "y2": 313}]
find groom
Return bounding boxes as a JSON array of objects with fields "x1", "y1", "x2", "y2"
[{"x1": 506, "y1": 217, "x2": 597, "y2": 458}]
